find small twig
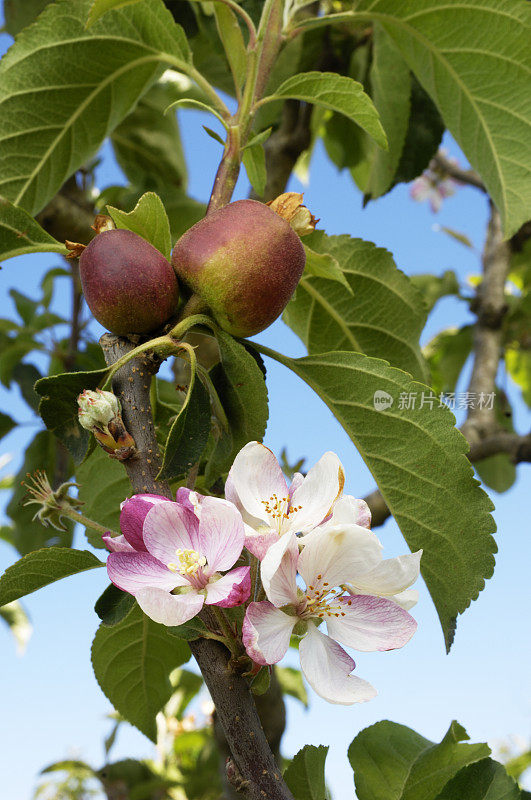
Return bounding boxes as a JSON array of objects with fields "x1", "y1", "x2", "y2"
[{"x1": 432, "y1": 152, "x2": 486, "y2": 192}]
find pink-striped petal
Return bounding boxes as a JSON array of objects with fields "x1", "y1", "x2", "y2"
[
  {"x1": 299, "y1": 623, "x2": 376, "y2": 705},
  {"x1": 205, "y1": 566, "x2": 251, "y2": 607},
  {"x1": 106, "y1": 552, "x2": 185, "y2": 595},
  {"x1": 136, "y1": 587, "x2": 204, "y2": 626},
  {"x1": 260, "y1": 533, "x2": 299, "y2": 607},
  {"x1": 287, "y1": 451, "x2": 345, "y2": 533},
  {"x1": 244, "y1": 528, "x2": 280, "y2": 560},
  {"x1": 242, "y1": 601, "x2": 295, "y2": 666},
  {"x1": 199, "y1": 497, "x2": 245, "y2": 573},
  {"x1": 326, "y1": 595, "x2": 417, "y2": 652},
  {"x1": 120, "y1": 494, "x2": 173, "y2": 551},
  {"x1": 227, "y1": 442, "x2": 288, "y2": 524},
  {"x1": 142, "y1": 501, "x2": 201, "y2": 564},
  {"x1": 176, "y1": 487, "x2": 204, "y2": 518},
  {"x1": 102, "y1": 534, "x2": 135, "y2": 553},
  {"x1": 288, "y1": 472, "x2": 304, "y2": 499}
]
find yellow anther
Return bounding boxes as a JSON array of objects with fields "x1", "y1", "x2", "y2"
[{"x1": 168, "y1": 548, "x2": 206, "y2": 576}]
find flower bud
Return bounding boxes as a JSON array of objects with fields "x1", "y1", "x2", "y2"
[
  {"x1": 77, "y1": 389, "x2": 136, "y2": 460},
  {"x1": 23, "y1": 471, "x2": 84, "y2": 531},
  {"x1": 266, "y1": 192, "x2": 318, "y2": 237}
]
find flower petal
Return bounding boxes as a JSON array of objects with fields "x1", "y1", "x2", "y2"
[
  {"x1": 261, "y1": 532, "x2": 300, "y2": 607},
  {"x1": 120, "y1": 494, "x2": 172, "y2": 551},
  {"x1": 136, "y1": 587, "x2": 204, "y2": 626},
  {"x1": 244, "y1": 527, "x2": 280, "y2": 560},
  {"x1": 299, "y1": 623, "x2": 376, "y2": 705},
  {"x1": 176, "y1": 487, "x2": 204, "y2": 518},
  {"x1": 390, "y1": 589, "x2": 419, "y2": 611},
  {"x1": 288, "y1": 451, "x2": 345, "y2": 533},
  {"x1": 298, "y1": 525, "x2": 383, "y2": 589},
  {"x1": 288, "y1": 472, "x2": 304, "y2": 498},
  {"x1": 325, "y1": 494, "x2": 371, "y2": 530},
  {"x1": 107, "y1": 552, "x2": 185, "y2": 594},
  {"x1": 102, "y1": 534, "x2": 135, "y2": 553},
  {"x1": 326, "y1": 595, "x2": 417, "y2": 652},
  {"x1": 199, "y1": 497, "x2": 244, "y2": 573},
  {"x1": 350, "y1": 551, "x2": 422, "y2": 597},
  {"x1": 226, "y1": 441, "x2": 288, "y2": 524},
  {"x1": 242, "y1": 601, "x2": 295, "y2": 665},
  {"x1": 142, "y1": 501, "x2": 201, "y2": 564},
  {"x1": 205, "y1": 566, "x2": 251, "y2": 607}
]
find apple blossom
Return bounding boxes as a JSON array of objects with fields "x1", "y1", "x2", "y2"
[
  {"x1": 225, "y1": 441, "x2": 346, "y2": 558},
  {"x1": 410, "y1": 152, "x2": 460, "y2": 213},
  {"x1": 104, "y1": 494, "x2": 251, "y2": 626},
  {"x1": 242, "y1": 528, "x2": 419, "y2": 705}
]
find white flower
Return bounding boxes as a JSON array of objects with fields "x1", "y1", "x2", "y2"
[
  {"x1": 242, "y1": 529, "x2": 420, "y2": 705},
  {"x1": 225, "y1": 441, "x2": 345, "y2": 559}
]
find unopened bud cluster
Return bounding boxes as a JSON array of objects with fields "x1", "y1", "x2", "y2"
[{"x1": 78, "y1": 389, "x2": 136, "y2": 461}]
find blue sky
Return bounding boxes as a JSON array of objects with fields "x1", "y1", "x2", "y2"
[{"x1": 1, "y1": 16, "x2": 530, "y2": 800}]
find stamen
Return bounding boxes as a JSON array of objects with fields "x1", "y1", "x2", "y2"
[{"x1": 167, "y1": 548, "x2": 206, "y2": 576}]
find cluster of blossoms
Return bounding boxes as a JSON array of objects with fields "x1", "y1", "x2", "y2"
[
  {"x1": 104, "y1": 442, "x2": 421, "y2": 705},
  {"x1": 410, "y1": 152, "x2": 460, "y2": 213}
]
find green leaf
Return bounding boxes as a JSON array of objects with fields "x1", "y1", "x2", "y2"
[
  {"x1": 284, "y1": 744, "x2": 328, "y2": 800},
  {"x1": 475, "y1": 391, "x2": 516, "y2": 494},
  {"x1": 110, "y1": 78, "x2": 188, "y2": 198},
  {"x1": 35, "y1": 367, "x2": 109, "y2": 463},
  {"x1": 506, "y1": 346, "x2": 531, "y2": 406},
  {"x1": 167, "y1": 616, "x2": 209, "y2": 641},
  {"x1": 265, "y1": 72, "x2": 387, "y2": 149},
  {"x1": 164, "y1": 97, "x2": 229, "y2": 128},
  {"x1": 3, "y1": 0, "x2": 51, "y2": 36},
  {"x1": 206, "y1": 327, "x2": 269, "y2": 481},
  {"x1": 0, "y1": 0, "x2": 192, "y2": 215},
  {"x1": 12, "y1": 363, "x2": 42, "y2": 412},
  {"x1": 87, "y1": 0, "x2": 143, "y2": 26},
  {"x1": 392, "y1": 78, "x2": 444, "y2": 187},
  {"x1": 303, "y1": 245, "x2": 353, "y2": 291},
  {"x1": 0, "y1": 547, "x2": 104, "y2": 607},
  {"x1": 158, "y1": 364, "x2": 211, "y2": 481},
  {"x1": 0, "y1": 198, "x2": 68, "y2": 263},
  {"x1": 214, "y1": 4, "x2": 247, "y2": 90},
  {"x1": 0, "y1": 600, "x2": 33, "y2": 654},
  {"x1": 244, "y1": 127, "x2": 273, "y2": 150},
  {"x1": 255, "y1": 345, "x2": 496, "y2": 650},
  {"x1": 357, "y1": 0, "x2": 531, "y2": 237},
  {"x1": 91, "y1": 603, "x2": 190, "y2": 741},
  {"x1": 284, "y1": 232, "x2": 428, "y2": 381},
  {"x1": 410, "y1": 271, "x2": 460, "y2": 313},
  {"x1": 107, "y1": 191, "x2": 172, "y2": 260},
  {"x1": 202, "y1": 125, "x2": 225, "y2": 145},
  {"x1": 348, "y1": 720, "x2": 490, "y2": 800},
  {"x1": 0, "y1": 411, "x2": 15, "y2": 440},
  {"x1": 94, "y1": 583, "x2": 136, "y2": 626},
  {"x1": 276, "y1": 666, "x2": 308, "y2": 708},
  {"x1": 435, "y1": 759, "x2": 521, "y2": 800},
  {"x1": 424, "y1": 326, "x2": 473, "y2": 396},
  {"x1": 170, "y1": 669, "x2": 204, "y2": 720},
  {"x1": 355, "y1": 24, "x2": 411, "y2": 199},
  {"x1": 76, "y1": 447, "x2": 132, "y2": 548},
  {"x1": 242, "y1": 142, "x2": 267, "y2": 197},
  {"x1": 250, "y1": 666, "x2": 271, "y2": 696}
]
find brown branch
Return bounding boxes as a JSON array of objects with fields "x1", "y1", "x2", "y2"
[
  {"x1": 432, "y1": 151, "x2": 486, "y2": 192},
  {"x1": 100, "y1": 334, "x2": 294, "y2": 800},
  {"x1": 366, "y1": 203, "x2": 514, "y2": 528}
]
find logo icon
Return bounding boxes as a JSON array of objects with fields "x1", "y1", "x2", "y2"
[{"x1": 373, "y1": 390, "x2": 393, "y2": 411}]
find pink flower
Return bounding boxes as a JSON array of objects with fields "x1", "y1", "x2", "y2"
[
  {"x1": 104, "y1": 494, "x2": 251, "y2": 626},
  {"x1": 225, "y1": 441, "x2": 346, "y2": 559},
  {"x1": 242, "y1": 529, "x2": 419, "y2": 705},
  {"x1": 410, "y1": 152, "x2": 459, "y2": 213}
]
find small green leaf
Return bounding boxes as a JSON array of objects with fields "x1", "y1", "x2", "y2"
[
  {"x1": 250, "y1": 666, "x2": 271, "y2": 696},
  {"x1": 158, "y1": 366, "x2": 211, "y2": 481},
  {"x1": 107, "y1": 192, "x2": 172, "y2": 261},
  {"x1": 203, "y1": 126, "x2": 226, "y2": 145},
  {"x1": 214, "y1": 4, "x2": 247, "y2": 89},
  {"x1": 0, "y1": 547, "x2": 104, "y2": 607},
  {"x1": 94, "y1": 583, "x2": 136, "y2": 626},
  {"x1": 167, "y1": 616, "x2": 209, "y2": 641},
  {"x1": 91, "y1": 603, "x2": 190, "y2": 740},
  {"x1": 410, "y1": 271, "x2": 460, "y2": 313},
  {"x1": 242, "y1": 143, "x2": 267, "y2": 197},
  {"x1": 0, "y1": 411, "x2": 15, "y2": 440},
  {"x1": 348, "y1": 720, "x2": 491, "y2": 800},
  {"x1": 76, "y1": 447, "x2": 132, "y2": 548},
  {"x1": 244, "y1": 127, "x2": 273, "y2": 150},
  {"x1": 276, "y1": 666, "x2": 308, "y2": 708},
  {"x1": 265, "y1": 72, "x2": 387, "y2": 149},
  {"x1": 87, "y1": 0, "x2": 142, "y2": 26},
  {"x1": 255, "y1": 345, "x2": 496, "y2": 650},
  {"x1": 435, "y1": 759, "x2": 521, "y2": 800},
  {"x1": 506, "y1": 346, "x2": 531, "y2": 406},
  {"x1": 424, "y1": 326, "x2": 473, "y2": 396},
  {"x1": 0, "y1": 198, "x2": 68, "y2": 263},
  {"x1": 303, "y1": 245, "x2": 352, "y2": 291},
  {"x1": 284, "y1": 744, "x2": 328, "y2": 800},
  {"x1": 35, "y1": 367, "x2": 109, "y2": 463},
  {"x1": 164, "y1": 98, "x2": 229, "y2": 129}
]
